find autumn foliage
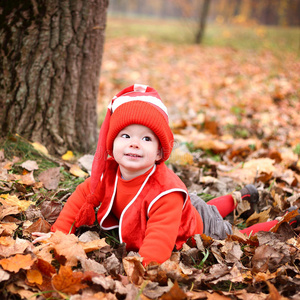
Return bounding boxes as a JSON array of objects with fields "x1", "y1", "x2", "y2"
[{"x1": 0, "y1": 35, "x2": 300, "y2": 299}]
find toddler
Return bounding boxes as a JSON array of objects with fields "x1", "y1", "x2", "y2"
[{"x1": 33, "y1": 84, "x2": 286, "y2": 266}]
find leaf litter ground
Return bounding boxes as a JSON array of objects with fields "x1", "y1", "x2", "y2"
[{"x1": 0, "y1": 38, "x2": 300, "y2": 299}]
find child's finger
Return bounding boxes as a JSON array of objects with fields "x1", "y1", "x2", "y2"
[
  {"x1": 32, "y1": 232, "x2": 53, "y2": 244},
  {"x1": 31, "y1": 232, "x2": 44, "y2": 237}
]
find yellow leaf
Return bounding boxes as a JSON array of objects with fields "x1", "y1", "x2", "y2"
[
  {"x1": 31, "y1": 142, "x2": 49, "y2": 156},
  {"x1": 79, "y1": 238, "x2": 108, "y2": 253},
  {"x1": 62, "y1": 151, "x2": 74, "y2": 161},
  {"x1": 69, "y1": 165, "x2": 88, "y2": 178},
  {"x1": 169, "y1": 146, "x2": 194, "y2": 166},
  {"x1": 0, "y1": 194, "x2": 33, "y2": 211},
  {"x1": 27, "y1": 269, "x2": 43, "y2": 285}
]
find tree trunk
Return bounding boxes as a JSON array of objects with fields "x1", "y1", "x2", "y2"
[
  {"x1": 0, "y1": 0, "x2": 108, "y2": 154},
  {"x1": 195, "y1": 0, "x2": 211, "y2": 44}
]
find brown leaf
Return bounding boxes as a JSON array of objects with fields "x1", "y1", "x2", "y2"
[
  {"x1": 38, "y1": 167, "x2": 61, "y2": 190},
  {"x1": 24, "y1": 218, "x2": 51, "y2": 235},
  {"x1": 46, "y1": 231, "x2": 87, "y2": 267},
  {"x1": 221, "y1": 241, "x2": 243, "y2": 264},
  {"x1": 25, "y1": 205, "x2": 43, "y2": 220},
  {"x1": 271, "y1": 209, "x2": 299, "y2": 233},
  {"x1": 122, "y1": 256, "x2": 145, "y2": 285},
  {"x1": 251, "y1": 244, "x2": 285, "y2": 274},
  {"x1": 52, "y1": 265, "x2": 88, "y2": 294},
  {"x1": 0, "y1": 237, "x2": 33, "y2": 257},
  {"x1": 142, "y1": 281, "x2": 170, "y2": 299},
  {"x1": 245, "y1": 208, "x2": 271, "y2": 227},
  {"x1": 31, "y1": 259, "x2": 57, "y2": 294},
  {"x1": 160, "y1": 281, "x2": 187, "y2": 300},
  {"x1": 0, "y1": 222, "x2": 18, "y2": 236},
  {"x1": 21, "y1": 160, "x2": 39, "y2": 171},
  {"x1": 7, "y1": 282, "x2": 38, "y2": 300},
  {"x1": 36, "y1": 258, "x2": 56, "y2": 278},
  {"x1": 40, "y1": 200, "x2": 62, "y2": 223},
  {"x1": 0, "y1": 253, "x2": 36, "y2": 273},
  {"x1": 15, "y1": 171, "x2": 36, "y2": 186},
  {"x1": 0, "y1": 205, "x2": 20, "y2": 220},
  {"x1": 79, "y1": 257, "x2": 107, "y2": 275}
]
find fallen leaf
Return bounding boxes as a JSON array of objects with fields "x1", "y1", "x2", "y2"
[
  {"x1": 0, "y1": 254, "x2": 36, "y2": 273},
  {"x1": 38, "y1": 167, "x2": 61, "y2": 190},
  {"x1": 52, "y1": 265, "x2": 88, "y2": 294},
  {"x1": 62, "y1": 151, "x2": 74, "y2": 161},
  {"x1": 160, "y1": 281, "x2": 187, "y2": 300},
  {"x1": 7, "y1": 282, "x2": 38, "y2": 300},
  {"x1": 78, "y1": 154, "x2": 94, "y2": 175},
  {"x1": 79, "y1": 257, "x2": 107, "y2": 275},
  {"x1": 79, "y1": 238, "x2": 109, "y2": 253},
  {"x1": 246, "y1": 208, "x2": 271, "y2": 227},
  {"x1": 14, "y1": 171, "x2": 36, "y2": 186},
  {"x1": 23, "y1": 218, "x2": 51, "y2": 236},
  {"x1": 31, "y1": 142, "x2": 49, "y2": 156},
  {"x1": 0, "y1": 268, "x2": 10, "y2": 282},
  {"x1": 48, "y1": 231, "x2": 87, "y2": 267},
  {"x1": 69, "y1": 164, "x2": 89, "y2": 178},
  {"x1": 0, "y1": 222, "x2": 18, "y2": 236},
  {"x1": 194, "y1": 138, "x2": 229, "y2": 153},
  {"x1": 123, "y1": 256, "x2": 145, "y2": 285},
  {"x1": 0, "y1": 149, "x2": 4, "y2": 162},
  {"x1": 0, "y1": 205, "x2": 20, "y2": 220},
  {"x1": 21, "y1": 160, "x2": 39, "y2": 171},
  {"x1": 27, "y1": 269, "x2": 43, "y2": 285},
  {"x1": 40, "y1": 200, "x2": 63, "y2": 223},
  {"x1": 0, "y1": 237, "x2": 34, "y2": 257},
  {"x1": 266, "y1": 281, "x2": 290, "y2": 300},
  {"x1": 271, "y1": 209, "x2": 299, "y2": 233},
  {"x1": 169, "y1": 145, "x2": 194, "y2": 165},
  {"x1": 0, "y1": 194, "x2": 33, "y2": 211}
]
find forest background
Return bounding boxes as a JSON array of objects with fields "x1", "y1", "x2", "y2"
[{"x1": 0, "y1": 0, "x2": 300, "y2": 299}]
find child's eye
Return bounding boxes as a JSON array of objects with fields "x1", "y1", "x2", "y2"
[
  {"x1": 121, "y1": 134, "x2": 130, "y2": 138},
  {"x1": 142, "y1": 136, "x2": 152, "y2": 142}
]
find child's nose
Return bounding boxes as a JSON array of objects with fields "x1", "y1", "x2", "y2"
[{"x1": 130, "y1": 138, "x2": 140, "y2": 148}]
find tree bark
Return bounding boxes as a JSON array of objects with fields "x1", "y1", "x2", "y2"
[
  {"x1": 195, "y1": 0, "x2": 211, "y2": 44},
  {"x1": 0, "y1": 0, "x2": 108, "y2": 154}
]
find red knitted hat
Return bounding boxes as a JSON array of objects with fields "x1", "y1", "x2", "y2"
[{"x1": 75, "y1": 84, "x2": 174, "y2": 227}]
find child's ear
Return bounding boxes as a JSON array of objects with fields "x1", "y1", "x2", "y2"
[{"x1": 155, "y1": 147, "x2": 163, "y2": 162}]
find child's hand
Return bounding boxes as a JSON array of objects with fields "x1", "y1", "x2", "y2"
[{"x1": 32, "y1": 232, "x2": 53, "y2": 244}]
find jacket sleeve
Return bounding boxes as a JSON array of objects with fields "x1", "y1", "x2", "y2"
[
  {"x1": 138, "y1": 192, "x2": 184, "y2": 266},
  {"x1": 51, "y1": 177, "x2": 92, "y2": 234}
]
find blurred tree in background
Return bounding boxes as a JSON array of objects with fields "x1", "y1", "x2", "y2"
[
  {"x1": 109, "y1": 0, "x2": 299, "y2": 26},
  {"x1": 109, "y1": 0, "x2": 300, "y2": 44},
  {"x1": 0, "y1": 0, "x2": 108, "y2": 155}
]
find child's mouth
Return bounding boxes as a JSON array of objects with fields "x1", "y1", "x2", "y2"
[{"x1": 125, "y1": 153, "x2": 142, "y2": 159}]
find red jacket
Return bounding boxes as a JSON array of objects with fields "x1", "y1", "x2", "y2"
[{"x1": 52, "y1": 159, "x2": 202, "y2": 259}]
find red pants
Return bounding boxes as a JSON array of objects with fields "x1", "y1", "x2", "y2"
[{"x1": 207, "y1": 195, "x2": 278, "y2": 236}]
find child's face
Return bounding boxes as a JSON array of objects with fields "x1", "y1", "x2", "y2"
[{"x1": 113, "y1": 124, "x2": 162, "y2": 180}]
